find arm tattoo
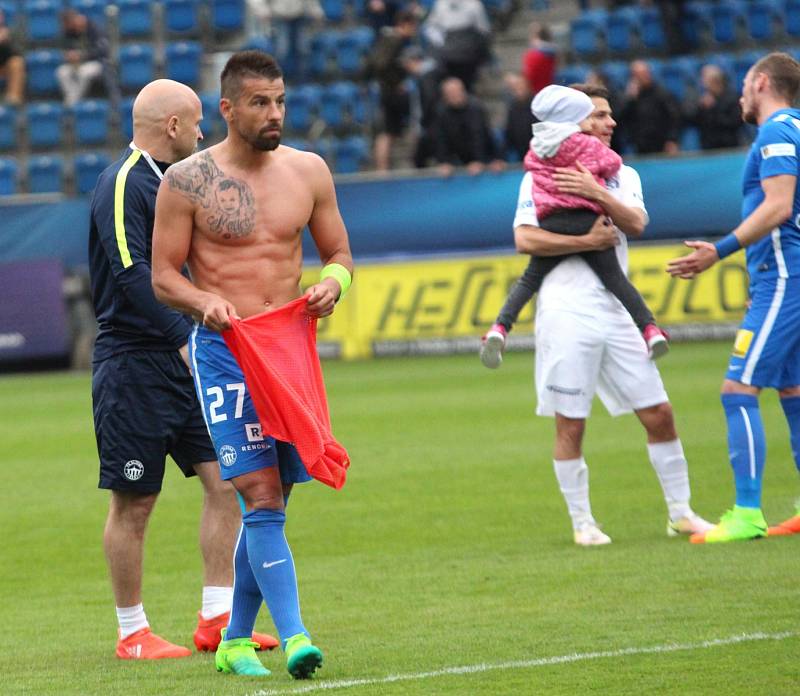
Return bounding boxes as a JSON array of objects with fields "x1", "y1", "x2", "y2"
[{"x1": 165, "y1": 152, "x2": 256, "y2": 238}]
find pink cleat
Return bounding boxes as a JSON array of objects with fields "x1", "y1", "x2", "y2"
[
  {"x1": 480, "y1": 323, "x2": 507, "y2": 369},
  {"x1": 643, "y1": 324, "x2": 669, "y2": 359}
]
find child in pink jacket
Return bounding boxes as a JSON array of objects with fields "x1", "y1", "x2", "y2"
[{"x1": 481, "y1": 85, "x2": 667, "y2": 368}]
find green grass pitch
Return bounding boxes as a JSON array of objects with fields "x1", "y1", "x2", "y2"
[{"x1": 1, "y1": 342, "x2": 798, "y2": 695}]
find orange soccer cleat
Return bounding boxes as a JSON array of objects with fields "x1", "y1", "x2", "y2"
[
  {"x1": 193, "y1": 612, "x2": 279, "y2": 652},
  {"x1": 768, "y1": 513, "x2": 800, "y2": 536},
  {"x1": 116, "y1": 627, "x2": 192, "y2": 659}
]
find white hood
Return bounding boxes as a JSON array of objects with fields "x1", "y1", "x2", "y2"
[{"x1": 530, "y1": 121, "x2": 580, "y2": 159}]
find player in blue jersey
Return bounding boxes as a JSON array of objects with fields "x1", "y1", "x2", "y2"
[
  {"x1": 89, "y1": 79, "x2": 277, "y2": 657},
  {"x1": 668, "y1": 52, "x2": 800, "y2": 542}
]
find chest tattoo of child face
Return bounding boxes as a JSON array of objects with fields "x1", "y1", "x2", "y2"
[{"x1": 166, "y1": 151, "x2": 256, "y2": 239}]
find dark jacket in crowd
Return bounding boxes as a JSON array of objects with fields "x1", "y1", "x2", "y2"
[
  {"x1": 62, "y1": 18, "x2": 108, "y2": 62},
  {"x1": 619, "y1": 83, "x2": 680, "y2": 154},
  {"x1": 686, "y1": 89, "x2": 742, "y2": 150},
  {"x1": 504, "y1": 97, "x2": 534, "y2": 162},
  {"x1": 433, "y1": 96, "x2": 496, "y2": 165}
]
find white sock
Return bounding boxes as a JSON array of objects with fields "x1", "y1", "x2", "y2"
[
  {"x1": 116, "y1": 603, "x2": 149, "y2": 639},
  {"x1": 201, "y1": 586, "x2": 233, "y2": 620},
  {"x1": 553, "y1": 458, "x2": 593, "y2": 530},
  {"x1": 647, "y1": 439, "x2": 692, "y2": 521}
]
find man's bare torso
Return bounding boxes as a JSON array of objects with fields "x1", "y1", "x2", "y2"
[{"x1": 166, "y1": 143, "x2": 315, "y2": 318}]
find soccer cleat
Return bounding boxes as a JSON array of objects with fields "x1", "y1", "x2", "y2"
[
  {"x1": 285, "y1": 633, "x2": 323, "y2": 679},
  {"x1": 116, "y1": 627, "x2": 192, "y2": 660},
  {"x1": 573, "y1": 521, "x2": 612, "y2": 546},
  {"x1": 767, "y1": 502, "x2": 800, "y2": 536},
  {"x1": 194, "y1": 611, "x2": 279, "y2": 652},
  {"x1": 215, "y1": 632, "x2": 270, "y2": 676},
  {"x1": 667, "y1": 511, "x2": 715, "y2": 537},
  {"x1": 479, "y1": 323, "x2": 508, "y2": 369},
  {"x1": 643, "y1": 324, "x2": 669, "y2": 359},
  {"x1": 689, "y1": 506, "x2": 767, "y2": 544}
]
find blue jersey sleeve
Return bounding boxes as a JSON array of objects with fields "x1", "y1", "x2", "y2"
[{"x1": 757, "y1": 119, "x2": 800, "y2": 181}]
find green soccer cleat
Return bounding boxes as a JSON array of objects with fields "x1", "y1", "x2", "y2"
[
  {"x1": 216, "y1": 632, "x2": 271, "y2": 676},
  {"x1": 690, "y1": 506, "x2": 767, "y2": 544},
  {"x1": 285, "y1": 633, "x2": 323, "y2": 679}
]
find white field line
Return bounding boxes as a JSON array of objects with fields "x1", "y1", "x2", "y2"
[{"x1": 245, "y1": 631, "x2": 797, "y2": 696}]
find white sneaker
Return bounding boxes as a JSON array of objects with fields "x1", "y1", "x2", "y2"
[
  {"x1": 573, "y1": 522, "x2": 612, "y2": 546},
  {"x1": 667, "y1": 511, "x2": 715, "y2": 537},
  {"x1": 479, "y1": 324, "x2": 507, "y2": 369}
]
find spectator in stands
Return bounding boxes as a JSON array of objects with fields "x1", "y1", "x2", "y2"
[
  {"x1": 502, "y1": 72, "x2": 533, "y2": 162},
  {"x1": 403, "y1": 45, "x2": 444, "y2": 169},
  {"x1": 619, "y1": 60, "x2": 680, "y2": 155},
  {"x1": 56, "y1": 9, "x2": 109, "y2": 107},
  {"x1": 683, "y1": 64, "x2": 742, "y2": 150},
  {"x1": 0, "y1": 10, "x2": 24, "y2": 105},
  {"x1": 587, "y1": 68, "x2": 624, "y2": 154},
  {"x1": 431, "y1": 76, "x2": 504, "y2": 175},
  {"x1": 365, "y1": 0, "x2": 404, "y2": 32},
  {"x1": 521, "y1": 22, "x2": 555, "y2": 98},
  {"x1": 267, "y1": 0, "x2": 323, "y2": 80},
  {"x1": 368, "y1": 10, "x2": 420, "y2": 171},
  {"x1": 422, "y1": 0, "x2": 491, "y2": 92}
]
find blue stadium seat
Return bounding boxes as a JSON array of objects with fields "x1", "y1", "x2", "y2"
[
  {"x1": 0, "y1": 156, "x2": 17, "y2": 195},
  {"x1": 199, "y1": 92, "x2": 222, "y2": 138},
  {"x1": 569, "y1": 9, "x2": 607, "y2": 56},
  {"x1": 787, "y1": 0, "x2": 800, "y2": 36},
  {"x1": 241, "y1": 35, "x2": 274, "y2": 54},
  {"x1": 285, "y1": 84, "x2": 321, "y2": 132},
  {"x1": 210, "y1": 0, "x2": 244, "y2": 31},
  {"x1": 73, "y1": 99, "x2": 110, "y2": 145},
  {"x1": 711, "y1": 0, "x2": 746, "y2": 44},
  {"x1": 680, "y1": 126, "x2": 701, "y2": 151},
  {"x1": 733, "y1": 51, "x2": 762, "y2": 91},
  {"x1": 554, "y1": 64, "x2": 590, "y2": 86},
  {"x1": 27, "y1": 155, "x2": 63, "y2": 193},
  {"x1": 26, "y1": 102, "x2": 65, "y2": 148},
  {"x1": 164, "y1": 0, "x2": 200, "y2": 33},
  {"x1": 746, "y1": 0, "x2": 782, "y2": 41},
  {"x1": 117, "y1": 0, "x2": 152, "y2": 37},
  {"x1": 0, "y1": 105, "x2": 16, "y2": 150},
  {"x1": 165, "y1": 41, "x2": 202, "y2": 84},
  {"x1": 640, "y1": 6, "x2": 666, "y2": 50},
  {"x1": 598, "y1": 61, "x2": 629, "y2": 92},
  {"x1": 24, "y1": 0, "x2": 61, "y2": 42},
  {"x1": 333, "y1": 135, "x2": 368, "y2": 174},
  {"x1": 321, "y1": 0, "x2": 345, "y2": 22},
  {"x1": 606, "y1": 6, "x2": 639, "y2": 54},
  {"x1": 308, "y1": 31, "x2": 338, "y2": 77},
  {"x1": 118, "y1": 44, "x2": 155, "y2": 92},
  {"x1": 0, "y1": 1, "x2": 18, "y2": 28},
  {"x1": 660, "y1": 58, "x2": 696, "y2": 101},
  {"x1": 27, "y1": 49, "x2": 61, "y2": 96},
  {"x1": 311, "y1": 137, "x2": 333, "y2": 163},
  {"x1": 74, "y1": 152, "x2": 110, "y2": 194},
  {"x1": 118, "y1": 96, "x2": 134, "y2": 140},
  {"x1": 336, "y1": 28, "x2": 373, "y2": 76},
  {"x1": 71, "y1": 0, "x2": 107, "y2": 27},
  {"x1": 682, "y1": 0, "x2": 713, "y2": 48},
  {"x1": 282, "y1": 138, "x2": 311, "y2": 151},
  {"x1": 321, "y1": 81, "x2": 357, "y2": 128}
]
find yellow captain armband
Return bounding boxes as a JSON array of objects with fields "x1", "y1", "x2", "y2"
[{"x1": 320, "y1": 263, "x2": 352, "y2": 300}]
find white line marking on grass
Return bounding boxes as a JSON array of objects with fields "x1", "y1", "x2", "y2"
[{"x1": 245, "y1": 631, "x2": 797, "y2": 696}]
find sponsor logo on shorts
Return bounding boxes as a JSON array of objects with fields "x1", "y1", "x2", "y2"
[
  {"x1": 218, "y1": 445, "x2": 237, "y2": 467},
  {"x1": 546, "y1": 385, "x2": 584, "y2": 396},
  {"x1": 732, "y1": 329, "x2": 754, "y2": 358},
  {"x1": 245, "y1": 423, "x2": 264, "y2": 442},
  {"x1": 123, "y1": 460, "x2": 144, "y2": 481},
  {"x1": 241, "y1": 443, "x2": 269, "y2": 452}
]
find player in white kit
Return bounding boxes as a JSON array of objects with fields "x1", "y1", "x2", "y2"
[{"x1": 513, "y1": 84, "x2": 712, "y2": 545}]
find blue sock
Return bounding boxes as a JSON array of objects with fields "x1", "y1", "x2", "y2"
[
  {"x1": 780, "y1": 395, "x2": 800, "y2": 474},
  {"x1": 242, "y1": 508, "x2": 308, "y2": 647},
  {"x1": 224, "y1": 525, "x2": 264, "y2": 641},
  {"x1": 721, "y1": 393, "x2": 766, "y2": 509}
]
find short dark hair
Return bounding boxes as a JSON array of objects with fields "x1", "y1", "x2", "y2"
[
  {"x1": 220, "y1": 51, "x2": 283, "y2": 100},
  {"x1": 569, "y1": 83, "x2": 610, "y2": 101},
  {"x1": 752, "y1": 52, "x2": 800, "y2": 103}
]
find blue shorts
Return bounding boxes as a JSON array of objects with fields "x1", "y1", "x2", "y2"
[
  {"x1": 188, "y1": 325, "x2": 312, "y2": 484},
  {"x1": 92, "y1": 349, "x2": 216, "y2": 493},
  {"x1": 726, "y1": 276, "x2": 800, "y2": 388}
]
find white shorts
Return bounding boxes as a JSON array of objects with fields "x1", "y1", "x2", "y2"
[{"x1": 535, "y1": 308, "x2": 669, "y2": 418}]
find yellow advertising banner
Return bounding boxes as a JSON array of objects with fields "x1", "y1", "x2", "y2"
[{"x1": 304, "y1": 245, "x2": 749, "y2": 359}]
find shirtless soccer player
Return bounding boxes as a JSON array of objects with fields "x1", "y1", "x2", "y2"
[{"x1": 151, "y1": 51, "x2": 354, "y2": 678}]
